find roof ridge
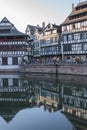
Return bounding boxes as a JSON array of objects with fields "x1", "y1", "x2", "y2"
[{"x1": 76, "y1": 0, "x2": 87, "y2": 7}]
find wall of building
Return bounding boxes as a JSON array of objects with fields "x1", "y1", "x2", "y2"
[
  {"x1": 20, "y1": 64, "x2": 87, "y2": 76},
  {"x1": 0, "y1": 65, "x2": 20, "y2": 71}
]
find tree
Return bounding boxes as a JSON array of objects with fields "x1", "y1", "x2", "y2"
[
  {"x1": 53, "y1": 57, "x2": 59, "y2": 64},
  {"x1": 75, "y1": 56, "x2": 82, "y2": 63}
]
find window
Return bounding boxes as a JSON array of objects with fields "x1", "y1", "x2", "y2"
[
  {"x1": 52, "y1": 37, "x2": 57, "y2": 42},
  {"x1": 45, "y1": 31, "x2": 51, "y2": 35},
  {"x1": 77, "y1": 22, "x2": 80, "y2": 29},
  {"x1": 51, "y1": 46, "x2": 56, "y2": 51},
  {"x1": 70, "y1": 25, "x2": 72, "y2": 30},
  {"x1": 34, "y1": 42, "x2": 39, "y2": 48},
  {"x1": 13, "y1": 79, "x2": 18, "y2": 86},
  {"x1": 67, "y1": 56, "x2": 70, "y2": 60},
  {"x1": 75, "y1": 23, "x2": 78, "y2": 29},
  {"x1": 34, "y1": 51, "x2": 39, "y2": 55},
  {"x1": 2, "y1": 57, "x2": 7, "y2": 65},
  {"x1": 12, "y1": 57, "x2": 18, "y2": 65},
  {"x1": 67, "y1": 25, "x2": 70, "y2": 31},
  {"x1": 80, "y1": 21, "x2": 85, "y2": 28},
  {"x1": 3, "y1": 79, "x2": 8, "y2": 86},
  {"x1": 45, "y1": 38, "x2": 50, "y2": 44},
  {"x1": 40, "y1": 40, "x2": 44, "y2": 46},
  {"x1": 63, "y1": 26, "x2": 67, "y2": 31},
  {"x1": 82, "y1": 32, "x2": 87, "y2": 39},
  {"x1": 62, "y1": 26, "x2": 67, "y2": 32},
  {"x1": 72, "y1": 24, "x2": 75, "y2": 30},
  {"x1": 68, "y1": 34, "x2": 73, "y2": 41},
  {"x1": 63, "y1": 35, "x2": 67, "y2": 42},
  {"x1": 55, "y1": 37, "x2": 58, "y2": 42},
  {"x1": 83, "y1": 43, "x2": 87, "y2": 51},
  {"x1": 53, "y1": 30, "x2": 56, "y2": 33},
  {"x1": 72, "y1": 44, "x2": 82, "y2": 52},
  {"x1": 45, "y1": 47, "x2": 50, "y2": 52},
  {"x1": 74, "y1": 33, "x2": 80, "y2": 40},
  {"x1": 85, "y1": 21, "x2": 87, "y2": 27},
  {"x1": 0, "y1": 29, "x2": 10, "y2": 33}
]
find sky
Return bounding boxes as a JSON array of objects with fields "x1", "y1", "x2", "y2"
[{"x1": 0, "y1": 0, "x2": 85, "y2": 32}]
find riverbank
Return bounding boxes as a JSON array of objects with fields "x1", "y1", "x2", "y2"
[
  {"x1": 20, "y1": 64, "x2": 87, "y2": 76},
  {"x1": 21, "y1": 73, "x2": 87, "y2": 87}
]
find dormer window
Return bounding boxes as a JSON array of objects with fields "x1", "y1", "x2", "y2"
[{"x1": 45, "y1": 31, "x2": 51, "y2": 35}]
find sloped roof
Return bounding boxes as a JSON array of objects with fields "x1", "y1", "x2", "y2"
[
  {"x1": 63, "y1": 15, "x2": 87, "y2": 25},
  {"x1": 43, "y1": 23, "x2": 60, "y2": 32},
  {"x1": 70, "y1": 8, "x2": 87, "y2": 17},
  {"x1": 26, "y1": 25, "x2": 43, "y2": 35},
  {"x1": 76, "y1": 0, "x2": 87, "y2": 7},
  {"x1": 61, "y1": 1, "x2": 87, "y2": 25},
  {"x1": 0, "y1": 17, "x2": 28, "y2": 37}
]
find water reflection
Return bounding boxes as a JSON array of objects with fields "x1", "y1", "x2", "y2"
[
  {"x1": 0, "y1": 73, "x2": 87, "y2": 130},
  {"x1": 62, "y1": 83, "x2": 87, "y2": 130}
]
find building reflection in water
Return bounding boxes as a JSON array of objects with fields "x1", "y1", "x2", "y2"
[
  {"x1": 0, "y1": 73, "x2": 61, "y2": 123},
  {"x1": 0, "y1": 73, "x2": 87, "y2": 130},
  {"x1": 29, "y1": 79, "x2": 61, "y2": 112},
  {"x1": 0, "y1": 73, "x2": 31, "y2": 122},
  {"x1": 62, "y1": 83, "x2": 87, "y2": 130}
]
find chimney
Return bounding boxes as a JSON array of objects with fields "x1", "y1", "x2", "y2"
[
  {"x1": 42, "y1": 22, "x2": 45, "y2": 28},
  {"x1": 72, "y1": 3, "x2": 74, "y2": 11},
  {"x1": 37, "y1": 24, "x2": 39, "y2": 27}
]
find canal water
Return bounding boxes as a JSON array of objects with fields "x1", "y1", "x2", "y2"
[{"x1": 0, "y1": 73, "x2": 87, "y2": 130}]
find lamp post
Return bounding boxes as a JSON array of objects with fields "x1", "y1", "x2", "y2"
[
  {"x1": 53, "y1": 57, "x2": 59, "y2": 75},
  {"x1": 61, "y1": 41, "x2": 64, "y2": 63}
]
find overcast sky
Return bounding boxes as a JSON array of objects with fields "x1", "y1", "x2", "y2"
[{"x1": 0, "y1": 0, "x2": 85, "y2": 32}]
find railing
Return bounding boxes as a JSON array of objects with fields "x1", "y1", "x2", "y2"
[{"x1": 22, "y1": 60, "x2": 87, "y2": 66}]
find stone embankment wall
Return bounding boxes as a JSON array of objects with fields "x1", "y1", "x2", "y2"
[{"x1": 20, "y1": 64, "x2": 87, "y2": 76}]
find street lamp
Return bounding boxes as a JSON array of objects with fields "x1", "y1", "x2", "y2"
[
  {"x1": 53, "y1": 57, "x2": 59, "y2": 74},
  {"x1": 61, "y1": 41, "x2": 64, "y2": 62}
]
